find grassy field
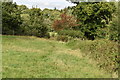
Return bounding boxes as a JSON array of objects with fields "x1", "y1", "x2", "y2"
[{"x1": 2, "y1": 35, "x2": 112, "y2": 78}]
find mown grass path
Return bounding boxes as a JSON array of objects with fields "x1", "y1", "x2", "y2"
[{"x1": 2, "y1": 36, "x2": 111, "y2": 78}]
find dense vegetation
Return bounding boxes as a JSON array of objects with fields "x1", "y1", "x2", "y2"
[
  {"x1": 67, "y1": 39, "x2": 119, "y2": 76},
  {"x1": 2, "y1": 0, "x2": 119, "y2": 78},
  {"x1": 2, "y1": 1, "x2": 119, "y2": 41}
]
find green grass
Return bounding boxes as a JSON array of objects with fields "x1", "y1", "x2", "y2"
[{"x1": 2, "y1": 35, "x2": 112, "y2": 78}]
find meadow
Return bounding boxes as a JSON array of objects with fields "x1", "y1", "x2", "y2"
[
  {"x1": 1, "y1": 1, "x2": 119, "y2": 78},
  {"x1": 2, "y1": 35, "x2": 112, "y2": 78}
]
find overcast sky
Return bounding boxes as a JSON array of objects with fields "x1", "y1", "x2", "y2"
[{"x1": 13, "y1": 0, "x2": 76, "y2": 10}]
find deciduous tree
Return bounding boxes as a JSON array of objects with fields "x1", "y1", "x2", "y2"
[{"x1": 73, "y1": 2, "x2": 116, "y2": 40}]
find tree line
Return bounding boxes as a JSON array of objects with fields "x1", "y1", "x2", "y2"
[{"x1": 2, "y1": 1, "x2": 119, "y2": 41}]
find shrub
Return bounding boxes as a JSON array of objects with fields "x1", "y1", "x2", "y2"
[
  {"x1": 33, "y1": 24, "x2": 49, "y2": 38},
  {"x1": 52, "y1": 13, "x2": 79, "y2": 31},
  {"x1": 58, "y1": 30, "x2": 85, "y2": 39},
  {"x1": 57, "y1": 35, "x2": 69, "y2": 42},
  {"x1": 67, "y1": 39, "x2": 119, "y2": 75},
  {"x1": 48, "y1": 32, "x2": 58, "y2": 38},
  {"x1": 44, "y1": 32, "x2": 50, "y2": 39}
]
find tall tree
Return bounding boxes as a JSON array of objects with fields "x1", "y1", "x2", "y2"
[
  {"x1": 25, "y1": 8, "x2": 48, "y2": 37},
  {"x1": 0, "y1": 1, "x2": 2, "y2": 34},
  {"x1": 72, "y1": 2, "x2": 116, "y2": 40},
  {"x1": 2, "y1": 2, "x2": 22, "y2": 35}
]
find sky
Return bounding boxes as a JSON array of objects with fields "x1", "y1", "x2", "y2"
[
  {"x1": 13, "y1": 0, "x2": 76, "y2": 10},
  {"x1": 13, "y1": 0, "x2": 118, "y2": 10}
]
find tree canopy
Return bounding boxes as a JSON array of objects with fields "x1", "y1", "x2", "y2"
[
  {"x1": 2, "y1": 1, "x2": 118, "y2": 41},
  {"x1": 73, "y1": 2, "x2": 116, "y2": 40}
]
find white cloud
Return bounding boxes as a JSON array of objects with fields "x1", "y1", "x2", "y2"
[
  {"x1": 13, "y1": 0, "x2": 76, "y2": 10},
  {"x1": 44, "y1": 2, "x2": 49, "y2": 6}
]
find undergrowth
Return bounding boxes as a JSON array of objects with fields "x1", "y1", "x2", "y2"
[{"x1": 66, "y1": 39, "x2": 119, "y2": 77}]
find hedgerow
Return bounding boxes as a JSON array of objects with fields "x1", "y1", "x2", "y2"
[{"x1": 67, "y1": 39, "x2": 119, "y2": 75}]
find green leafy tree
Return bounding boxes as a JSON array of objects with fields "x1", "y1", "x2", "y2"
[
  {"x1": 73, "y1": 2, "x2": 116, "y2": 40},
  {"x1": 25, "y1": 8, "x2": 48, "y2": 37},
  {"x1": 118, "y1": 1, "x2": 120, "y2": 42},
  {"x1": 109, "y1": 2, "x2": 119, "y2": 41},
  {"x1": 2, "y1": 2, "x2": 22, "y2": 35},
  {"x1": 17, "y1": 5, "x2": 28, "y2": 14},
  {"x1": 0, "y1": 1, "x2": 2, "y2": 34},
  {"x1": 42, "y1": 8, "x2": 61, "y2": 31}
]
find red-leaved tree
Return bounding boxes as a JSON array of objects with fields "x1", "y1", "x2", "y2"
[{"x1": 53, "y1": 13, "x2": 79, "y2": 31}]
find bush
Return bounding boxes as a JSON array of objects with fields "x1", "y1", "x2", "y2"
[
  {"x1": 57, "y1": 35, "x2": 69, "y2": 42},
  {"x1": 44, "y1": 32, "x2": 50, "y2": 39},
  {"x1": 52, "y1": 13, "x2": 78, "y2": 31},
  {"x1": 48, "y1": 32, "x2": 58, "y2": 38},
  {"x1": 67, "y1": 39, "x2": 119, "y2": 75},
  {"x1": 37, "y1": 25, "x2": 49, "y2": 37},
  {"x1": 58, "y1": 30, "x2": 85, "y2": 39}
]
